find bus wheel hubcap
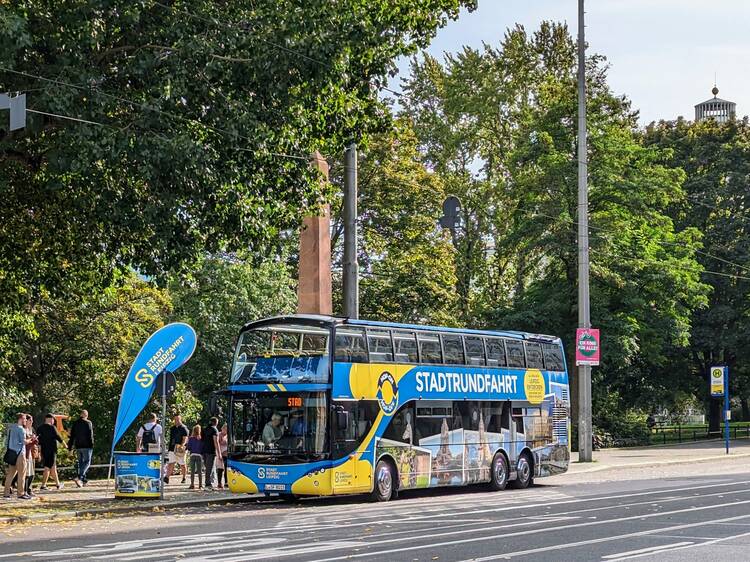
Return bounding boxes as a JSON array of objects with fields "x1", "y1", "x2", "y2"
[
  {"x1": 518, "y1": 459, "x2": 529, "y2": 481},
  {"x1": 378, "y1": 467, "x2": 391, "y2": 496},
  {"x1": 494, "y1": 458, "x2": 506, "y2": 484}
]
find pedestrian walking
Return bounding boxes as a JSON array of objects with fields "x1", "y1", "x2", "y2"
[
  {"x1": 202, "y1": 417, "x2": 221, "y2": 490},
  {"x1": 135, "y1": 413, "x2": 162, "y2": 453},
  {"x1": 23, "y1": 414, "x2": 38, "y2": 496},
  {"x1": 67, "y1": 409, "x2": 94, "y2": 487},
  {"x1": 186, "y1": 425, "x2": 204, "y2": 489},
  {"x1": 215, "y1": 423, "x2": 229, "y2": 489},
  {"x1": 37, "y1": 413, "x2": 64, "y2": 490},
  {"x1": 164, "y1": 413, "x2": 189, "y2": 484},
  {"x1": 3, "y1": 413, "x2": 33, "y2": 500}
]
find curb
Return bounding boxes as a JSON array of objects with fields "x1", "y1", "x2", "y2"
[
  {"x1": 569, "y1": 450, "x2": 750, "y2": 475},
  {"x1": 0, "y1": 493, "x2": 258, "y2": 526}
]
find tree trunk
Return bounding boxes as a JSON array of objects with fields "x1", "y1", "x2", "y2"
[
  {"x1": 742, "y1": 397, "x2": 750, "y2": 422},
  {"x1": 708, "y1": 399, "x2": 721, "y2": 434}
]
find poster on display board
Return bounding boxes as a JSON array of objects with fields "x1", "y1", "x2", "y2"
[
  {"x1": 114, "y1": 452, "x2": 162, "y2": 498},
  {"x1": 575, "y1": 328, "x2": 600, "y2": 366}
]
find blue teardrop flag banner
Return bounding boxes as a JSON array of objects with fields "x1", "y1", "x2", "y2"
[{"x1": 111, "y1": 322, "x2": 197, "y2": 453}]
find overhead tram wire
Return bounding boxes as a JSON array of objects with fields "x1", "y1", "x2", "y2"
[
  {"x1": 0, "y1": 66, "x2": 311, "y2": 164},
  {"x1": 25, "y1": 108, "x2": 115, "y2": 128}
]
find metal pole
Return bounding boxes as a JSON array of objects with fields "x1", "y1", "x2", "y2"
[
  {"x1": 160, "y1": 373, "x2": 167, "y2": 500},
  {"x1": 343, "y1": 142, "x2": 359, "y2": 319},
  {"x1": 724, "y1": 366, "x2": 730, "y2": 455},
  {"x1": 577, "y1": 0, "x2": 593, "y2": 463}
]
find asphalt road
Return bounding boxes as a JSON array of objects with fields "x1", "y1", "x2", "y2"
[{"x1": 3, "y1": 469, "x2": 750, "y2": 561}]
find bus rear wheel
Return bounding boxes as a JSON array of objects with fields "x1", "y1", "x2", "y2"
[
  {"x1": 511, "y1": 452, "x2": 533, "y2": 489},
  {"x1": 370, "y1": 459, "x2": 395, "y2": 502},
  {"x1": 489, "y1": 452, "x2": 509, "y2": 491}
]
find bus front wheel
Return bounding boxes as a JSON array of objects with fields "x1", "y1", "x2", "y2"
[
  {"x1": 511, "y1": 453, "x2": 533, "y2": 489},
  {"x1": 371, "y1": 459, "x2": 395, "y2": 502},
  {"x1": 489, "y1": 452, "x2": 509, "y2": 491}
]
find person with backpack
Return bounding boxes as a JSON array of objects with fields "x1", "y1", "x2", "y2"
[
  {"x1": 136, "y1": 413, "x2": 163, "y2": 453},
  {"x1": 67, "y1": 410, "x2": 94, "y2": 488}
]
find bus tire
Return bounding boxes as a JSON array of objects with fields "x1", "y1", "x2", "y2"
[
  {"x1": 370, "y1": 459, "x2": 395, "y2": 502},
  {"x1": 489, "y1": 452, "x2": 509, "y2": 491},
  {"x1": 511, "y1": 452, "x2": 533, "y2": 489}
]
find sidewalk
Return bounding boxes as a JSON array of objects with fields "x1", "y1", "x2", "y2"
[
  {"x1": 568, "y1": 436, "x2": 750, "y2": 474},
  {"x1": 0, "y1": 477, "x2": 247, "y2": 525}
]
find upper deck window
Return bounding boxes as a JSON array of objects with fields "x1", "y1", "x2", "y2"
[
  {"x1": 334, "y1": 327, "x2": 368, "y2": 363},
  {"x1": 367, "y1": 329, "x2": 394, "y2": 362},
  {"x1": 525, "y1": 342, "x2": 544, "y2": 369},
  {"x1": 442, "y1": 334, "x2": 465, "y2": 365},
  {"x1": 231, "y1": 323, "x2": 330, "y2": 384},
  {"x1": 485, "y1": 338, "x2": 507, "y2": 367},
  {"x1": 464, "y1": 336, "x2": 486, "y2": 366},
  {"x1": 543, "y1": 343, "x2": 565, "y2": 371},
  {"x1": 393, "y1": 330, "x2": 418, "y2": 363},
  {"x1": 505, "y1": 339, "x2": 526, "y2": 368},
  {"x1": 418, "y1": 332, "x2": 442, "y2": 364}
]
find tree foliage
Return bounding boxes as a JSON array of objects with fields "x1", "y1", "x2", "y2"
[
  {"x1": 0, "y1": 0, "x2": 475, "y2": 349},
  {"x1": 644, "y1": 118, "x2": 750, "y2": 426},
  {"x1": 400, "y1": 22, "x2": 709, "y2": 428}
]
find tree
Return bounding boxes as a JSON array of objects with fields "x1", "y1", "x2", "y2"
[
  {"x1": 644, "y1": 118, "x2": 750, "y2": 429},
  {"x1": 400, "y1": 22, "x2": 709, "y2": 433},
  {"x1": 1, "y1": 271, "x2": 172, "y2": 459},
  {"x1": 168, "y1": 257, "x2": 297, "y2": 399},
  {"x1": 0, "y1": 0, "x2": 476, "y2": 351}
]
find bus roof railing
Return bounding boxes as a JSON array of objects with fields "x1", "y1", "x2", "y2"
[{"x1": 238, "y1": 314, "x2": 562, "y2": 345}]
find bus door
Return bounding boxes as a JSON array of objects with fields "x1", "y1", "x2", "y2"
[{"x1": 332, "y1": 401, "x2": 378, "y2": 494}]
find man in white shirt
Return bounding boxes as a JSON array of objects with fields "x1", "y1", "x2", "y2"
[{"x1": 135, "y1": 413, "x2": 163, "y2": 453}]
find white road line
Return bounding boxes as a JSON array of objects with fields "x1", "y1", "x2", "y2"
[
  {"x1": 601, "y1": 542, "x2": 694, "y2": 559},
  {"x1": 605, "y1": 529, "x2": 750, "y2": 561},
  {"x1": 314, "y1": 498, "x2": 750, "y2": 561},
  {"x1": 465, "y1": 514, "x2": 750, "y2": 561}
]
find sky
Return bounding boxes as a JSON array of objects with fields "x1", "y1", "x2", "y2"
[{"x1": 394, "y1": 0, "x2": 750, "y2": 125}]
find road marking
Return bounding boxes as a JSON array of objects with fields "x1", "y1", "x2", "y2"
[
  {"x1": 185, "y1": 541, "x2": 367, "y2": 562},
  {"x1": 601, "y1": 542, "x2": 694, "y2": 559},
  {"x1": 10, "y1": 479, "x2": 750, "y2": 560},
  {"x1": 465, "y1": 514, "x2": 750, "y2": 561},
  {"x1": 605, "y1": 529, "x2": 750, "y2": 561},
  {"x1": 314, "y1": 498, "x2": 750, "y2": 561}
]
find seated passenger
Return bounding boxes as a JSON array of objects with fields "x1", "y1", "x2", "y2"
[{"x1": 262, "y1": 413, "x2": 283, "y2": 446}]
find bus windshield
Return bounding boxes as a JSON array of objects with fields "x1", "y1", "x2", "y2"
[
  {"x1": 230, "y1": 323, "x2": 330, "y2": 384},
  {"x1": 230, "y1": 392, "x2": 328, "y2": 460}
]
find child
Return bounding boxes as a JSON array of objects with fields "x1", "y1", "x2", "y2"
[{"x1": 186, "y1": 425, "x2": 204, "y2": 489}]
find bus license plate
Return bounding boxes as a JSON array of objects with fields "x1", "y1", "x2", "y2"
[{"x1": 265, "y1": 484, "x2": 285, "y2": 491}]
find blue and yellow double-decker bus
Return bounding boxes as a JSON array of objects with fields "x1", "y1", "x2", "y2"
[{"x1": 225, "y1": 314, "x2": 570, "y2": 501}]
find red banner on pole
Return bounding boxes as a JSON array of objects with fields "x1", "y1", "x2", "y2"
[{"x1": 576, "y1": 328, "x2": 600, "y2": 366}]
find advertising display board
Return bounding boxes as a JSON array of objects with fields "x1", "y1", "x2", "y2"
[{"x1": 114, "y1": 452, "x2": 162, "y2": 498}]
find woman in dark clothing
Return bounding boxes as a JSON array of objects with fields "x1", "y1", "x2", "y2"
[{"x1": 37, "y1": 413, "x2": 64, "y2": 490}]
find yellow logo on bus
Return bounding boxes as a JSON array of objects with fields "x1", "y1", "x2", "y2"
[
  {"x1": 377, "y1": 371, "x2": 399, "y2": 415},
  {"x1": 524, "y1": 370, "x2": 545, "y2": 405}
]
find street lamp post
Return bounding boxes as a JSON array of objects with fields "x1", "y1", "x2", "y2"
[{"x1": 577, "y1": 0, "x2": 593, "y2": 463}]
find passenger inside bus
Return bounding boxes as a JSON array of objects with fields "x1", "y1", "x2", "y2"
[{"x1": 262, "y1": 412, "x2": 283, "y2": 446}]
